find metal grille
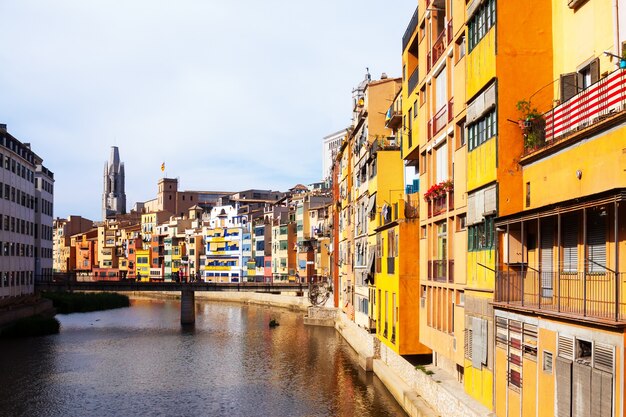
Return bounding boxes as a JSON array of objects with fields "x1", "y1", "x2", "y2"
[{"x1": 464, "y1": 328, "x2": 473, "y2": 360}]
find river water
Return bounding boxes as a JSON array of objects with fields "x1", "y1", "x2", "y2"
[{"x1": 0, "y1": 298, "x2": 406, "y2": 417}]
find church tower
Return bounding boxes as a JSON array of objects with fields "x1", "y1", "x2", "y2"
[{"x1": 102, "y1": 146, "x2": 127, "y2": 219}]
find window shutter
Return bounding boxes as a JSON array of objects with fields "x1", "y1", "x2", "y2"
[
  {"x1": 590, "y1": 368, "x2": 613, "y2": 417},
  {"x1": 541, "y1": 219, "x2": 555, "y2": 297},
  {"x1": 560, "y1": 73, "x2": 578, "y2": 102},
  {"x1": 556, "y1": 357, "x2": 573, "y2": 417},
  {"x1": 590, "y1": 58, "x2": 600, "y2": 85},
  {"x1": 562, "y1": 216, "x2": 578, "y2": 273},
  {"x1": 572, "y1": 362, "x2": 592, "y2": 417},
  {"x1": 483, "y1": 184, "x2": 497, "y2": 216},
  {"x1": 467, "y1": 193, "x2": 477, "y2": 225},
  {"x1": 587, "y1": 211, "x2": 606, "y2": 273}
]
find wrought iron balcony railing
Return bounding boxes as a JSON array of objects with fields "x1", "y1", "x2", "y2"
[{"x1": 495, "y1": 269, "x2": 626, "y2": 322}]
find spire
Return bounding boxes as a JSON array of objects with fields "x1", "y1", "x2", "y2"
[{"x1": 102, "y1": 146, "x2": 127, "y2": 220}]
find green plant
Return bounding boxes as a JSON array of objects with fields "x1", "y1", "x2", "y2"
[
  {"x1": 415, "y1": 365, "x2": 434, "y2": 376},
  {"x1": 516, "y1": 99, "x2": 546, "y2": 149}
]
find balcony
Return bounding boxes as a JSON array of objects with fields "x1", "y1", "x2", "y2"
[
  {"x1": 405, "y1": 195, "x2": 419, "y2": 219},
  {"x1": 427, "y1": 191, "x2": 453, "y2": 217},
  {"x1": 408, "y1": 68, "x2": 419, "y2": 95},
  {"x1": 428, "y1": 259, "x2": 454, "y2": 283},
  {"x1": 495, "y1": 270, "x2": 626, "y2": 323},
  {"x1": 402, "y1": 7, "x2": 420, "y2": 51},
  {"x1": 526, "y1": 68, "x2": 626, "y2": 156},
  {"x1": 427, "y1": 104, "x2": 448, "y2": 140},
  {"x1": 427, "y1": 29, "x2": 446, "y2": 73},
  {"x1": 447, "y1": 19, "x2": 453, "y2": 43}
]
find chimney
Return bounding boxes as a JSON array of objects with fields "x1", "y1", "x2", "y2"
[
  {"x1": 0, "y1": 124, "x2": 6, "y2": 131},
  {"x1": 380, "y1": 73, "x2": 388, "y2": 79}
]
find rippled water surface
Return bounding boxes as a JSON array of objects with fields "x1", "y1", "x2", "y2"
[{"x1": 0, "y1": 298, "x2": 406, "y2": 417}]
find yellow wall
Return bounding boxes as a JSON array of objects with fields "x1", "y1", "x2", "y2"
[
  {"x1": 495, "y1": 347, "x2": 508, "y2": 417},
  {"x1": 523, "y1": 125, "x2": 626, "y2": 209},
  {"x1": 551, "y1": 0, "x2": 615, "y2": 96},
  {"x1": 464, "y1": 357, "x2": 494, "y2": 410},
  {"x1": 537, "y1": 328, "x2": 556, "y2": 417},
  {"x1": 466, "y1": 28, "x2": 496, "y2": 101},
  {"x1": 467, "y1": 137, "x2": 497, "y2": 192},
  {"x1": 467, "y1": 249, "x2": 495, "y2": 291}
]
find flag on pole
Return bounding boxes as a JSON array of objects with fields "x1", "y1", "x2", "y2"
[{"x1": 161, "y1": 162, "x2": 165, "y2": 172}]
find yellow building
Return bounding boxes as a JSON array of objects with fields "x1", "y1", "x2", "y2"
[
  {"x1": 402, "y1": 0, "x2": 470, "y2": 398},
  {"x1": 135, "y1": 249, "x2": 150, "y2": 282},
  {"x1": 491, "y1": 1, "x2": 626, "y2": 416}
]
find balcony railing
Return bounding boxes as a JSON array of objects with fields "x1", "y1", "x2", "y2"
[
  {"x1": 428, "y1": 104, "x2": 448, "y2": 140},
  {"x1": 447, "y1": 19, "x2": 453, "y2": 43},
  {"x1": 408, "y1": 68, "x2": 419, "y2": 95},
  {"x1": 428, "y1": 259, "x2": 454, "y2": 283},
  {"x1": 448, "y1": 98, "x2": 454, "y2": 122},
  {"x1": 495, "y1": 270, "x2": 626, "y2": 322},
  {"x1": 428, "y1": 191, "x2": 452, "y2": 217},
  {"x1": 532, "y1": 68, "x2": 626, "y2": 154},
  {"x1": 402, "y1": 7, "x2": 420, "y2": 51}
]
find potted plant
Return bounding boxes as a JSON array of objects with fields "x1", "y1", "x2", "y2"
[{"x1": 516, "y1": 99, "x2": 546, "y2": 150}]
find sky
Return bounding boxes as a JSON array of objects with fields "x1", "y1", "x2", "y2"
[{"x1": 0, "y1": 0, "x2": 416, "y2": 221}]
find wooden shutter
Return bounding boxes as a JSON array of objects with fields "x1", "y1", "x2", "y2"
[
  {"x1": 556, "y1": 357, "x2": 573, "y2": 417},
  {"x1": 560, "y1": 73, "x2": 578, "y2": 102},
  {"x1": 590, "y1": 58, "x2": 600, "y2": 85}
]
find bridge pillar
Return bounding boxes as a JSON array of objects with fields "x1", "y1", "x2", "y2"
[{"x1": 180, "y1": 289, "x2": 195, "y2": 325}]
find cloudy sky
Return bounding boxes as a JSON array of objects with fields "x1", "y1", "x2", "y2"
[{"x1": 0, "y1": 0, "x2": 416, "y2": 220}]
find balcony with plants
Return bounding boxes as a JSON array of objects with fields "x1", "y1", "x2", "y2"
[
  {"x1": 424, "y1": 180, "x2": 454, "y2": 218},
  {"x1": 519, "y1": 67, "x2": 626, "y2": 158}
]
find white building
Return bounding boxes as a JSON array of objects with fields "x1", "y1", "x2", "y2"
[
  {"x1": 322, "y1": 129, "x2": 346, "y2": 182},
  {"x1": 202, "y1": 205, "x2": 249, "y2": 283},
  {"x1": 0, "y1": 124, "x2": 53, "y2": 299}
]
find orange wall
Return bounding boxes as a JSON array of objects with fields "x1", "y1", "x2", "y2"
[{"x1": 496, "y1": 0, "x2": 553, "y2": 217}]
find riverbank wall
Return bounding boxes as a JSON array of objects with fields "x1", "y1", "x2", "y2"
[
  {"x1": 334, "y1": 311, "x2": 494, "y2": 417},
  {"x1": 0, "y1": 298, "x2": 55, "y2": 328},
  {"x1": 125, "y1": 290, "x2": 311, "y2": 313}
]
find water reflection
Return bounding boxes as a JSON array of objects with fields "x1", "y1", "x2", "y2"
[{"x1": 0, "y1": 298, "x2": 406, "y2": 417}]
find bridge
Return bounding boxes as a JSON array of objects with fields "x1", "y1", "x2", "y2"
[{"x1": 36, "y1": 281, "x2": 307, "y2": 325}]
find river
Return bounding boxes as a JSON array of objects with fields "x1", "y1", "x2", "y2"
[{"x1": 0, "y1": 298, "x2": 407, "y2": 417}]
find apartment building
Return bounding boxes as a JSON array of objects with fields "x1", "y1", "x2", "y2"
[
  {"x1": 491, "y1": 2, "x2": 626, "y2": 416},
  {"x1": 0, "y1": 125, "x2": 52, "y2": 299},
  {"x1": 53, "y1": 215, "x2": 93, "y2": 273}
]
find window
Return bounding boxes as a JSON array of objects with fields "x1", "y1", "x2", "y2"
[
  {"x1": 468, "y1": 0, "x2": 495, "y2": 52},
  {"x1": 468, "y1": 109, "x2": 497, "y2": 151},
  {"x1": 435, "y1": 69, "x2": 447, "y2": 112},
  {"x1": 468, "y1": 216, "x2": 495, "y2": 251},
  {"x1": 435, "y1": 142, "x2": 448, "y2": 183},
  {"x1": 543, "y1": 351, "x2": 553, "y2": 374}
]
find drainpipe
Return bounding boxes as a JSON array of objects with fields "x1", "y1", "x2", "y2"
[{"x1": 615, "y1": 0, "x2": 621, "y2": 59}]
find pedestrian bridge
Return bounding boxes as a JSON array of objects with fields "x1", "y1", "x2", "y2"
[{"x1": 36, "y1": 281, "x2": 306, "y2": 325}]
